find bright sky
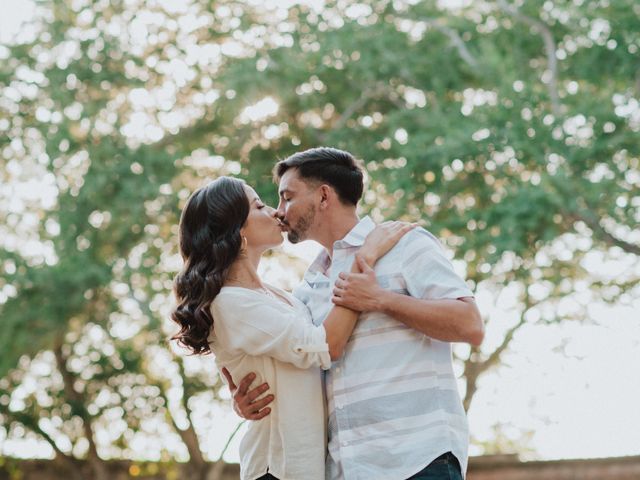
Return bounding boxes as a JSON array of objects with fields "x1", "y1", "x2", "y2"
[
  {"x1": 0, "y1": 1, "x2": 35, "y2": 44},
  {"x1": 2, "y1": 0, "x2": 640, "y2": 465}
]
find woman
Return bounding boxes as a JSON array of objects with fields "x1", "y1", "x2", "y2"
[{"x1": 171, "y1": 176, "x2": 413, "y2": 480}]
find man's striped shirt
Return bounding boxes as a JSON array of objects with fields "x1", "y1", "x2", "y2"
[{"x1": 293, "y1": 216, "x2": 473, "y2": 480}]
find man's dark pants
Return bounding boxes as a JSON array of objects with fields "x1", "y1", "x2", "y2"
[
  {"x1": 407, "y1": 452, "x2": 463, "y2": 480},
  {"x1": 257, "y1": 452, "x2": 463, "y2": 480}
]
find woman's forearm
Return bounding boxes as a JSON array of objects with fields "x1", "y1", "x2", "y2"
[
  {"x1": 322, "y1": 255, "x2": 368, "y2": 359},
  {"x1": 321, "y1": 222, "x2": 412, "y2": 359}
]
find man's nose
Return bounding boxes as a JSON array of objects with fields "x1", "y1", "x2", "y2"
[{"x1": 274, "y1": 201, "x2": 285, "y2": 220}]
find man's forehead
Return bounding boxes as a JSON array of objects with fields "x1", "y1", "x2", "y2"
[{"x1": 278, "y1": 169, "x2": 305, "y2": 192}]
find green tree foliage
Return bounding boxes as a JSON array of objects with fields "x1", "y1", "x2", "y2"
[
  {"x1": 0, "y1": 0, "x2": 638, "y2": 472},
  {"x1": 0, "y1": 0, "x2": 256, "y2": 477},
  {"x1": 208, "y1": 0, "x2": 639, "y2": 408}
]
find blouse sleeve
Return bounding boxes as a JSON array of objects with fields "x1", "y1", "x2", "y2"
[{"x1": 211, "y1": 293, "x2": 331, "y2": 370}]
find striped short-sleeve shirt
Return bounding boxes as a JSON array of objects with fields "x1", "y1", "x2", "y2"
[{"x1": 293, "y1": 216, "x2": 473, "y2": 480}]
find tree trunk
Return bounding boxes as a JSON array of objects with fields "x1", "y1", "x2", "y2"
[
  {"x1": 206, "y1": 460, "x2": 227, "y2": 480},
  {"x1": 54, "y1": 343, "x2": 110, "y2": 480}
]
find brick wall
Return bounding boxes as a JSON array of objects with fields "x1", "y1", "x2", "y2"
[
  {"x1": 468, "y1": 455, "x2": 640, "y2": 480},
  {"x1": 2, "y1": 455, "x2": 640, "y2": 479}
]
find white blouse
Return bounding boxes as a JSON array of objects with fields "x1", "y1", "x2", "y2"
[{"x1": 209, "y1": 286, "x2": 331, "y2": 480}]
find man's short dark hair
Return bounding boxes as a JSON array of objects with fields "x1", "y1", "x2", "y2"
[{"x1": 273, "y1": 147, "x2": 364, "y2": 206}]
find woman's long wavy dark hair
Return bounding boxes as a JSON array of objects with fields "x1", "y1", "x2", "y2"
[{"x1": 171, "y1": 176, "x2": 249, "y2": 354}]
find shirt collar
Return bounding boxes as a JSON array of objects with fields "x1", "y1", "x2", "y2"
[
  {"x1": 306, "y1": 216, "x2": 376, "y2": 277},
  {"x1": 334, "y1": 215, "x2": 375, "y2": 248}
]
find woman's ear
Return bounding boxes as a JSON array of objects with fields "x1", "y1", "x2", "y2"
[{"x1": 239, "y1": 230, "x2": 248, "y2": 252}]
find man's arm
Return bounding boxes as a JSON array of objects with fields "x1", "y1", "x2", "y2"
[{"x1": 332, "y1": 261, "x2": 484, "y2": 346}]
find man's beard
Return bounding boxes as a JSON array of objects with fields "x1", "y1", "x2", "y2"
[{"x1": 286, "y1": 204, "x2": 316, "y2": 244}]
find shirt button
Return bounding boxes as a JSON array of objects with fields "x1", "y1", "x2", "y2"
[
  {"x1": 335, "y1": 367, "x2": 341, "y2": 373},
  {"x1": 336, "y1": 403, "x2": 344, "y2": 410},
  {"x1": 341, "y1": 440, "x2": 349, "y2": 447}
]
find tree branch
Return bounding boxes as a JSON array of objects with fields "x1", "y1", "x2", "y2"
[
  {"x1": 427, "y1": 21, "x2": 479, "y2": 69},
  {"x1": 317, "y1": 85, "x2": 380, "y2": 144},
  {"x1": 497, "y1": 0, "x2": 561, "y2": 117},
  {"x1": 317, "y1": 82, "x2": 408, "y2": 144},
  {"x1": 218, "y1": 420, "x2": 244, "y2": 461},
  {"x1": 1, "y1": 406, "x2": 75, "y2": 464},
  {"x1": 135, "y1": 298, "x2": 207, "y2": 471},
  {"x1": 396, "y1": 16, "x2": 478, "y2": 69},
  {"x1": 53, "y1": 344, "x2": 108, "y2": 480},
  {"x1": 153, "y1": 116, "x2": 220, "y2": 152},
  {"x1": 207, "y1": 421, "x2": 244, "y2": 480},
  {"x1": 463, "y1": 315, "x2": 528, "y2": 411},
  {"x1": 573, "y1": 212, "x2": 640, "y2": 256},
  {"x1": 462, "y1": 293, "x2": 537, "y2": 410},
  {"x1": 153, "y1": 357, "x2": 206, "y2": 467}
]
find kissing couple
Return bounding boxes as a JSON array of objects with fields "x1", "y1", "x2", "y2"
[{"x1": 172, "y1": 147, "x2": 483, "y2": 480}]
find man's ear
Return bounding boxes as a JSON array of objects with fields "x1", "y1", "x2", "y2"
[{"x1": 318, "y1": 184, "x2": 332, "y2": 210}]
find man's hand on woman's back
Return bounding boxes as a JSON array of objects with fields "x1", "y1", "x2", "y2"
[{"x1": 221, "y1": 368, "x2": 274, "y2": 420}]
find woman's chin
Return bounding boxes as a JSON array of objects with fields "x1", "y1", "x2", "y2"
[{"x1": 264, "y1": 235, "x2": 284, "y2": 250}]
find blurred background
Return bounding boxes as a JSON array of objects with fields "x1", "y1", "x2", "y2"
[{"x1": 0, "y1": 0, "x2": 639, "y2": 479}]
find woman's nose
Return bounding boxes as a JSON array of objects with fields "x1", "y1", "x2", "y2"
[{"x1": 271, "y1": 208, "x2": 284, "y2": 224}]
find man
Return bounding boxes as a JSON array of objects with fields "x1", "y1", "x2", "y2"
[{"x1": 223, "y1": 147, "x2": 483, "y2": 479}]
